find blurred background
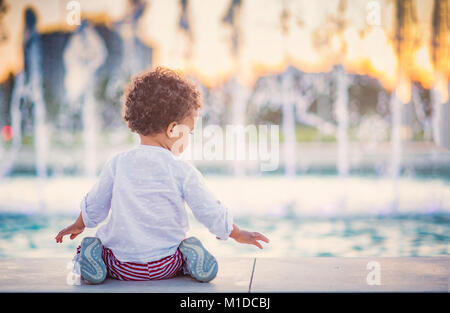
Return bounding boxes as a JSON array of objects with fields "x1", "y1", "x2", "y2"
[{"x1": 0, "y1": 0, "x2": 448, "y2": 259}]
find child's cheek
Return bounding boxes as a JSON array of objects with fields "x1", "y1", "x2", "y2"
[{"x1": 171, "y1": 131, "x2": 190, "y2": 155}]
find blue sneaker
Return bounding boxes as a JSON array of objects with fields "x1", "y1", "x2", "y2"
[
  {"x1": 79, "y1": 237, "x2": 107, "y2": 284},
  {"x1": 179, "y1": 237, "x2": 218, "y2": 283}
]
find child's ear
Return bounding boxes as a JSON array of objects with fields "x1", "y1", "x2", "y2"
[{"x1": 166, "y1": 122, "x2": 177, "y2": 138}]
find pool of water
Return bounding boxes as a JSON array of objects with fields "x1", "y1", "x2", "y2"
[
  {"x1": 0, "y1": 212, "x2": 449, "y2": 259},
  {"x1": 0, "y1": 175, "x2": 449, "y2": 259}
]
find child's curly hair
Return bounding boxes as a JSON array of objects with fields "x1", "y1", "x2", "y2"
[{"x1": 123, "y1": 67, "x2": 202, "y2": 136}]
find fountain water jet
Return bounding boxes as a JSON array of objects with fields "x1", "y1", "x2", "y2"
[
  {"x1": 228, "y1": 77, "x2": 250, "y2": 176},
  {"x1": 387, "y1": 0, "x2": 417, "y2": 211},
  {"x1": 280, "y1": 73, "x2": 297, "y2": 177},
  {"x1": 0, "y1": 8, "x2": 48, "y2": 192},
  {"x1": 26, "y1": 8, "x2": 48, "y2": 183},
  {"x1": 222, "y1": 0, "x2": 249, "y2": 176},
  {"x1": 251, "y1": 69, "x2": 299, "y2": 176},
  {"x1": 63, "y1": 20, "x2": 107, "y2": 177},
  {"x1": 430, "y1": 74, "x2": 448, "y2": 149},
  {"x1": 389, "y1": 87, "x2": 403, "y2": 211},
  {"x1": 430, "y1": 0, "x2": 450, "y2": 150},
  {"x1": 0, "y1": 73, "x2": 24, "y2": 178},
  {"x1": 333, "y1": 65, "x2": 350, "y2": 177}
]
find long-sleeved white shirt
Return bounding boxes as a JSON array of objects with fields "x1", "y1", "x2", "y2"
[{"x1": 80, "y1": 144, "x2": 233, "y2": 263}]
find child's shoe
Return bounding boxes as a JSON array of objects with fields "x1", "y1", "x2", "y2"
[
  {"x1": 179, "y1": 237, "x2": 218, "y2": 283},
  {"x1": 79, "y1": 237, "x2": 107, "y2": 284}
]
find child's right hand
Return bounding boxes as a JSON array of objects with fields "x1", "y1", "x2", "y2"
[
  {"x1": 229, "y1": 224, "x2": 270, "y2": 249},
  {"x1": 55, "y1": 223, "x2": 85, "y2": 243},
  {"x1": 55, "y1": 213, "x2": 86, "y2": 243}
]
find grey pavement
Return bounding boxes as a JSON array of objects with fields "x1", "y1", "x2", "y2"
[{"x1": 0, "y1": 257, "x2": 448, "y2": 292}]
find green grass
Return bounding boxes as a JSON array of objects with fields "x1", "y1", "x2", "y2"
[{"x1": 2, "y1": 125, "x2": 430, "y2": 148}]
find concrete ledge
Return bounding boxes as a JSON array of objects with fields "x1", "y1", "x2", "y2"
[
  {"x1": 0, "y1": 257, "x2": 448, "y2": 292},
  {"x1": 0, "y1": 257, "x2": 253, "y2": 293},
  {"x1": 252, "y1": 257, "x2": 450, "y2": 292}
]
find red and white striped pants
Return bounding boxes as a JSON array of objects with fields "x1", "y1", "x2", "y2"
[{"x1": 76, "y1": 245, "x2": 184, "y2": 281}]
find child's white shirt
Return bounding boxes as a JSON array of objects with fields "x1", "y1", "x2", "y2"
[{"x1": 80, "y1": 144, "x2": 233, "y2": 263}]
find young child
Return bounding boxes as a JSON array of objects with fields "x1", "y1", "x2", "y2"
[{"x1": 55, "y1": 67, "x2": 269, "y2": 284}]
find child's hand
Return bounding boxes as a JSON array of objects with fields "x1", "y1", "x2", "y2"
[
  {"x1": 55, "y1": 223, "x2": 85, "y2": 243},
  {"x1": 55, "y1": 213, "x2": 85, "y2": 243},
  {"x1": 229, "y1": 224, "x2": 269, "y2": 249}
]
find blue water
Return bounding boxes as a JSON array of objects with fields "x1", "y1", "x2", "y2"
[
  {"x1": 0, "y1": 212, "x2": 448, "y2": 259},
  {"x1": 1, "y1": 174, "x2": 449, "y2": 258}
]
